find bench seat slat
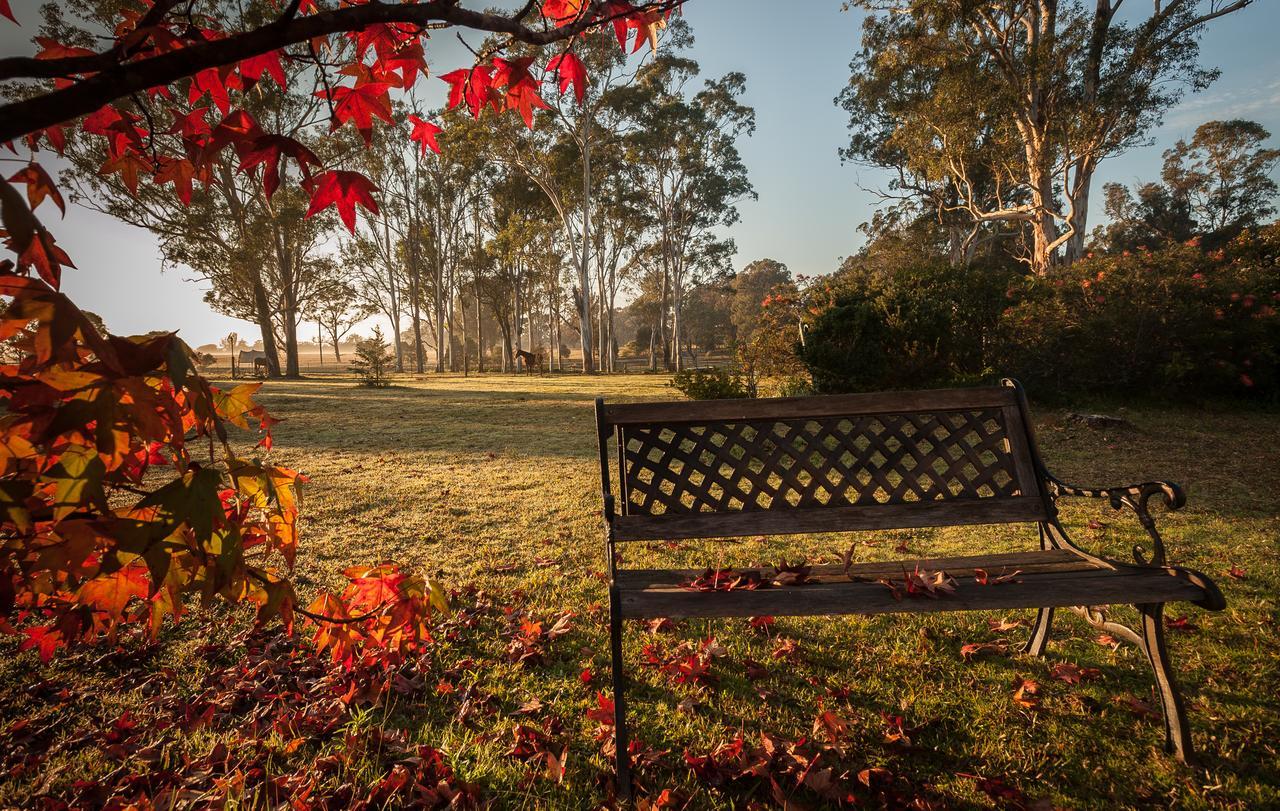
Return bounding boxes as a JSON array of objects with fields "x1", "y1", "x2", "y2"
[
  {"x1": 616, "y1": 550, "x2": 1096, "y2": 590},
  {"x1": 617, "y1": 563, "x2": 1207, "y2": 619},
  {"x1": 612, "y1": 496, "x2": 1048, "y2": 541}
]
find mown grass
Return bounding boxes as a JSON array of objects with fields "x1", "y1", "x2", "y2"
[{"x1": 2, "y1": 372, "x2": 1277, "y2": 808}]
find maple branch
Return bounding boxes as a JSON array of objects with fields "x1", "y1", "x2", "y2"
[{"x1": 0, "y1": 0, "x2": 684, "y2": 144}]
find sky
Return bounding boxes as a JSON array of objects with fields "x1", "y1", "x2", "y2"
[{"x1": 4, "y1": 0, "x2": 1279, "y2": 347}]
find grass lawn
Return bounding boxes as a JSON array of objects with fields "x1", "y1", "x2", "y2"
[{"x1": 1, "y1": 373, "x2": 1277, "y2": 808}]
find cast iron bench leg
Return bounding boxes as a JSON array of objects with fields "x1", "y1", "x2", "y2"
[
  {"x1": 609, "y1": 590, "x2": 633, "y2": 802},
  {"x1": 1138, "y1": 602, "x2": 1194, "y2": 763},
  {"x1": 1023, "y1": 606, "x2": 1054, "y2": 656}
]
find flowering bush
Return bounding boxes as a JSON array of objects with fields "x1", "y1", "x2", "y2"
[{"x1": 998, "y1": 228, "x2": 1279, "y2": 399}]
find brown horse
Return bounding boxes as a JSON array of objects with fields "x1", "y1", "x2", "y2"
[{"x1": 514, "y1": 348, "x2": 544, "y2": 375}]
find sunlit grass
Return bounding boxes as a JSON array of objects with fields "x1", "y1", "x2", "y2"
[{"x1": 1, "y1": 371, "x2": 1276, "y2": 808}]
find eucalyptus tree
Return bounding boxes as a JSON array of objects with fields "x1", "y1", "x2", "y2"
[
  {"x1": 305, "y1": 275, "x2": 370, "y2": 362},
  {"x1": 612, "y1": 55, "x2": 755, "y2": 370},
  {"x1": 841, "y1": 0, "x2": 1257, "y2": 273},
  {"x1": 1162, "y1": 119, "x2": 1280, "y2": 238}
]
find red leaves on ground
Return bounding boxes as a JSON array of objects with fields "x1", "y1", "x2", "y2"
[
  {"x1": 303, "y1": 170, "x2": 379, "y2": 233},
  {"x1": 1227, "y1": 564, "x2": 1246, "y2": 579},
  {"x1": 1011, "y1": 676, "x2": 1041, "y2": 709},
  {"x1": 547, "y1": 52, "x2": 588, "y2": 101},
  {"x1": 647, "y1": 616, "x2": 675, "y2": 633},
  {"x1": 959, "y1": 639, "x2": 1009, "y2": 662},
  {"x1": 957, "y1": 773, "x2": 1029, "y2": 808},
  {"x1": 1049, "y1": 662, "x2": 1102, "y2": 684},
  {"x1": 508, "y1": 722, "x2": 569, "y2": 783},
  {"x1": 748, "y1": 614, "x2": 776, "y2": 633},
  {"x1": 503, "y1": 610, "x2": 573, "y2": 666},
  {"x1": 642, "y1": 637, "x2": 722, "y2": 688},
  {"x1": 407, "y1": 114, "x2": 443, "y2": 156},
  {"x1": 1113, "y1": 694, "x2": 1160, "y2": 719},
  {"x1": 771, "y1": 637, "x2": 801, "y2": 661},
  {"x1": 1164, "y1": 614, "x2": 1198, "y2": 632}
]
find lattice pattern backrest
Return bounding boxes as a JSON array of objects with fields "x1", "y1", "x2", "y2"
[{"x1": 620, "y1": 409, "x2": 1028, "y2": 516}]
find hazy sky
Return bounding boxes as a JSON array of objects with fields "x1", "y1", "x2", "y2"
[{"x1": 5, "y1": 0, "x2": 1278, "y2": 346}]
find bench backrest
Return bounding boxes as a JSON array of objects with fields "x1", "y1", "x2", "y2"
[{"x1": 596, "y1": 385, "x2": 1047, "y2": 541}]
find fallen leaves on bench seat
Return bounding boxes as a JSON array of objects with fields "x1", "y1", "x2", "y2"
[
  {"x1": 878, "y1": 566, "x2": 959, "y2": 600},
  {"x1": 680, "y1": 568, "x2": 763, "y2": 592}
]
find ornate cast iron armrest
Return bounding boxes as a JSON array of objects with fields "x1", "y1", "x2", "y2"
[
  {"x1": 1043, "y1": 473, "x2": 1225, "y2": 610},
  {"x1": 1043, "y1": 474, "x2": 1184, "y2": 566}
]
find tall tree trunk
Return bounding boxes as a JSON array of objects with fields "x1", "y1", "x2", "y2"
[
  {"x1": 460, "y1": 291, "x2": 469, "y2": 375},
  {"x1": 408, "y1": 219, "x2": 426, "y2": 373},
  {"x1": 577, "y1": 122, "x2": 595, "y2": 373},
  {"x1": 248, "y1": 269, "x2": 281, "y2": 378},
  {"x1": 432, "y1": 258, "x2": 445, "y2": 373},
  {"x1": 474, "y1": 280, "x2": 484, "y2": 373}
]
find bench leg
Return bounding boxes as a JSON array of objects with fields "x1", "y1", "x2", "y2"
[
  {"x1": 1023, "y1": 606, "x2": 1054, "y2": 656},
  {"x1": 1137, "y1": 602, "x2": 1194, "y2": 763},
  {"x1": 609, "y1": 592, "x2": 633, "y2": 802}
]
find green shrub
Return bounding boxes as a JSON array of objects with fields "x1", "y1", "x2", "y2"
[
  {"x1": 670, "y1": 367, "x2": 751, "y2": 400},
  {"x1": 799, "y1": 294, "x2": 891, "y2": 393},
  {"x1": 799, "y1": 258, "x2": 1016, "y2": 393}
]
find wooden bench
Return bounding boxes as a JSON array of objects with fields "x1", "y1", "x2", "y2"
[{"x1": 594, "y1": 380, "x2": 1225, "y2": 799}]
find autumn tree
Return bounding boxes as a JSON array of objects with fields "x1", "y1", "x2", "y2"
[
  {"x1": 0, "y1": 0, "x2": 683, "y2": 669},
  {"x1": 840, "y1": 0, "x2": 1258, "y2": 273}
]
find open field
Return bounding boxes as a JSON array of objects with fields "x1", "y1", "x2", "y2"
[{"x1": 2, "y1": 373, "x2": 1278, "y2": 808}]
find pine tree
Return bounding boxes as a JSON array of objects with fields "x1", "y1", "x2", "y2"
[{"x1": 349, "y1": 326, "x2": 395, "y2": 387}]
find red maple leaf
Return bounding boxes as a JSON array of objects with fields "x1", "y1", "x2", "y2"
[
  {"x1": 238, "y1": 134, "x2": 321, "y2": 197},
  {"x1": 168, "y1": 107, "x2": 212, "y2": 142},
  {"x1": 7, "y1": 163, "x2": 65, "y2": 216},
  {"x1": 207, "y1": 109, "x2": 264, "y2": 155},
  {"x1": 440, "y1": 66, "x2": 494, "y2": 118},
  {"x1": 322, "y1": 82, "x2": 393, "y2": 145},
  {"x1": 504, "y1": 78, "x2": 552, "y2": 127},
  {"x1": 542, "y1": 0, "x2": 586, "y2": 26},
  {"x1": 33, "y1": 36, "x2": 95, "y2": 61},
  {"x1": 407, "y1": 115, "x2": 442, "y2": 156},
  {"x1": 304, "y1": 170, "x2": 379, "y2": 232},
  {"x1": 238, "y1": 51, "x2": 286, "y2": 89},
  {"x1": 99, "y1": 152, "x2": 152, "y2": 195},
  {"x1": 15, "y1": 226, "x2": 75, "y2": 288},
  {"x1": 153, "y1": 157, "x2": 203, "y2": 205},
  {"x1": 188, "y1": 66, "x2": 233, "y2": 115},
  {"x1": 546, "y1": 52, "x2": 587, "y2": 102}
]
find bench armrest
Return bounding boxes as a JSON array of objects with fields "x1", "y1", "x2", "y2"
[
  {"x1": 1044, "y1": 473, "x2": 1184, "y2": 567},
  {"x1": 1044, "y1": 473, "x2": 1224, "y2": 609}
]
